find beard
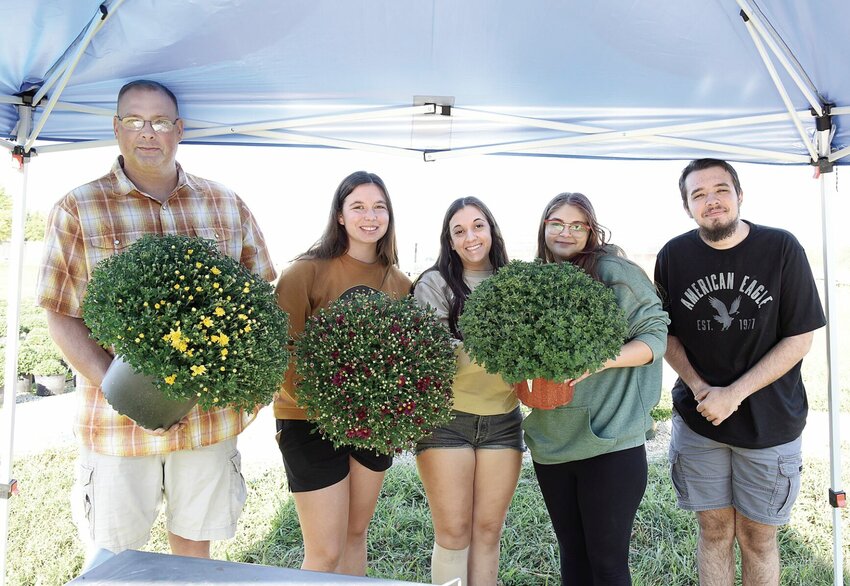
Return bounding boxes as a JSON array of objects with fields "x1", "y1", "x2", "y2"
[{"x1": 700, "y1": 213, "x2": 740, "y2": 242}]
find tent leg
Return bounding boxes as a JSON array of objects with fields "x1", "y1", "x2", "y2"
[
  {"x1": 0, "y1": 149, "x2": 31, "y2": 586},
  {"x1": 819, "y1": 165, "x2": 844, "y2": 586},
  {"x1": 0, "y1": 102, "x2": 33, "y2": 586}
]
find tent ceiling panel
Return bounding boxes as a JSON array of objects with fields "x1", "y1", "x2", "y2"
[{"x1": 1, "y1": 0, "x2": 848, "y2": 164}]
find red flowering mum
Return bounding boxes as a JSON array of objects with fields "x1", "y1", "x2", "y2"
[{"x1": 295, "y1": 292, "x2": 456, "y2": 454}]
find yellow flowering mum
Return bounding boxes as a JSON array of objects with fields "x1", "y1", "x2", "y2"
[
  {"x1": 163, "y1": 329, "x2": 190, "y2": 352},
  {"x1": 214, "y1": 307, "x2": 225, "y2": 317},
  {"x1": 164, "y1": 374, "x2": 177, "y2": 385},
  {"x1": 190, "y1": 364, "x2": 207, "y2": 377},
  {"x1": 210, "y1": 332, "x2": 230, "y2": 346}
]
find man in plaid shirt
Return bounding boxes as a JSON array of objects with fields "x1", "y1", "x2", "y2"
[{"x1": 37, "y1": 80, "x2": 276, "y2": 571}]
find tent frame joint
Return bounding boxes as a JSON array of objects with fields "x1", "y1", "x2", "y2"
[
  {"x1": 425, "y1": 103, "x2": 452, "y2": 116},
  {"x1": 15, "y1": 87, "x2": 43, "y2": 108},
  {"x1": 815, "y1": 156, "x2": 834, "y2": 174},
  {"x1": 812, "y1": 102, "x2": 834, "y2": 131},
  {"x1": 11, "y1": 144, "x2": 35, "y2": 165},
  {"x1": 829, "y1": 489, "x2": 846, "y2": 508},
  {"x1": 0, "y1": 480, "x2": 16, "y2": 500}
]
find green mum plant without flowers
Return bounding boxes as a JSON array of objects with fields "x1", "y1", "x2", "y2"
[
  {"x1": 459, "y1": 259, "x2": 628, "y2": 384},
  {"x1": 82, "y1": 234, "x2": 290, "y2": 412},
  {"x1": 295, "y1": 292, "x2": 456, "y2": 455}
]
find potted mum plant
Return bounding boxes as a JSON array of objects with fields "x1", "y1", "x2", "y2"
[
  {"x1": 17, "y1": 327, "x2": 67, "y2": 395},
  {"x1": 459, "y1": 259, "x2": 628, "y2": 409},
  {"x1": 31, "y1": 357, "x2": 70, "y2": 396},
  {"x1": 0, "y1": 351, "x2": 35, "y2": 405},
  {"x1": 82, "y1": 233, "x2": 290, "y2": 430},
  {"x1": 295, "y1": 291, "x2": 456, "y2": 455}
]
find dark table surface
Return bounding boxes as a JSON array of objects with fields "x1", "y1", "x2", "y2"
[{"x1": 66, "y1": 550, "x2": 434, "y2": 585}]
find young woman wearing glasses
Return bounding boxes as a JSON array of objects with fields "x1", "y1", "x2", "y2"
[
  {"x1": 523, "y1": 192, "x2": 669, "y2": 585},
  {"x1": 411, "y1": 197, "x2": 522, "y2": 586}
]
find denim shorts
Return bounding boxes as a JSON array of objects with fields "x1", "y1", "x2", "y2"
[
  {"x1": 669, "y1": 410, "x2": 803, "y2": 525},
  {"x1": 414, "y1": 407, "x2": 525, "y2": 454}
]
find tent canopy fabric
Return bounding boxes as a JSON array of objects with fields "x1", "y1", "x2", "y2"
[
  {"x1": 1, "y1": 0, "x2": 849, "y2": 165},
  {"x1": 0, "y1": 2, "x2": 846, "y2": 585}
]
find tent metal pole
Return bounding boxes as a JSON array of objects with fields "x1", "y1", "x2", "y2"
[
  {"x1": 821, "y1": 170, "x2": 844, "y2": 586},
  {"x1": 639, "y1": 136, "x2": 807, "y2": 162},
  {"x1": 424, "y1": 128, "x2": 808, "y2": 163},
  {"x1": 24, "y1": 0, "x2": 123, "y2": 151},
  {"x1": 735, "y1": 0, "x2": 823, "y2": 115},
  {"x1": 242, "y1": 129, "x2": 424, "y2": 159},
  {"x1": 828, "y1": 144, "x2": 850, "y2": 163},
  {"x1": 740, "y1": 14, "x2": 819, "y2": 162},
  {"x1": 0, "y1": 139, "x2": 14, "y2": 152},
  {"x1": 816, "y1": 122, "x2": 844, "y2": 586},
  {"x1": 35, "y1": 140, "x2": 118, "y2": 154},
  {"x1": 36, "y1": 127, "x2": 424, "y2": 158},
  {"x1": 53, "y1": 102, "x2": 116, "y2": 116},
  {"x1": 181, "y1": 104, "x2": 436, "y2": 141},
  {"x1": 0, "y1": 105, "x2": 33, "y2": 586},
  {"x1": 30, "y1": 0, "x2": 125, "y2": 107},
  {"x1": 452, "y1": 108, "x2": 604, "y2": 134},
  {"x1": 30, "y1": 15, "x2": 100, "y2": 106},
  {"x1": 452, "y1": 107, "x2": 807, "y2": 137}
]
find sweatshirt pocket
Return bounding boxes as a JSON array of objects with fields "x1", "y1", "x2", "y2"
[{"x1": 524, "y1": 405, "x2": 617, "y2": 463}]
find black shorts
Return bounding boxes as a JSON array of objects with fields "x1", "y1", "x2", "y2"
[{"x1": 276, "y1": 419, "x2": 393, "y2": 493}]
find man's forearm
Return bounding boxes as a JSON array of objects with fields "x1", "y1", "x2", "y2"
[
  {"x1": 46, "y1": 310, "x2": 113, "y2": 386},
  {"x1": 663, "y1": 334, "x2": 708, "y2": 396},
  {"x1": 728, "y1": 331, "x2": 815, "y2": 402}
]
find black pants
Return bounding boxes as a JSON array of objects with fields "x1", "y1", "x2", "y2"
[{"x1": 533, "y1": 445, "x2": 648, "y2": 585}]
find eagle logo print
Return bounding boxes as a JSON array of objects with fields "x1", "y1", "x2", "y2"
[{"x1": 707, "y1": 295, "x2": 741, "y2": 331}]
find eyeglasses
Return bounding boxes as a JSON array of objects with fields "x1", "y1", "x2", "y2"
[
  {"x1": 544, "y1": 220, "x2": 591, "y2": 236},
  {"x1": 116, "y1": 116, "x2": 179, "y2": 133}
]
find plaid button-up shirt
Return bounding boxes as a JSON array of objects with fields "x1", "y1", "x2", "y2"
[{"x1": 37, "y1": 158, "x2": 276, "y2": 456}]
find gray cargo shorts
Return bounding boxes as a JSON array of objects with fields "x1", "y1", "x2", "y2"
[{"x1": 669, "y1": 410, "x2": 803, "y2": 526}]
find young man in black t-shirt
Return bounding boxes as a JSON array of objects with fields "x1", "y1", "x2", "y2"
[{"x1": 654, "y1": 159, "x2": 825, "y2": 585}]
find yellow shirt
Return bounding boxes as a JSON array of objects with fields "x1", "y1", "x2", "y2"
[{"x1": 413, "y1": 269, "x2": 517, "y2": 416}]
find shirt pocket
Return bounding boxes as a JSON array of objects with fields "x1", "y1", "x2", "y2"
[
  {"x1": 87, "y1": 230, "x2": 148, "y2": 269},
  {"x1": 192, "y1": 226, "x2": 236, "y2": 259}
]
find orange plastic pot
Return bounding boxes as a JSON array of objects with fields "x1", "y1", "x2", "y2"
[{"x1": 513, "y1": 378, "x2": 574, "y2": 410}]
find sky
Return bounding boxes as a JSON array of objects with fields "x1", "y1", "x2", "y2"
[{"x1": 1, "y1": 143, "x2": 848, "y2": 280}]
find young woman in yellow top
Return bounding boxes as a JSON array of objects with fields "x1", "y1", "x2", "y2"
[{"x1": 411, "y1": 197, "x2": 521, "y2": 586}]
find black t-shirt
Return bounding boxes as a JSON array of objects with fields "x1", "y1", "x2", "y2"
[{"x1": 654, "y1": 221, "x2": 825, "y2": 448}]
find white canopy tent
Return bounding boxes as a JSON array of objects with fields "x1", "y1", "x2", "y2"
[{"x1": 1, "y1": 1, "x2": 846, "y2": 583}]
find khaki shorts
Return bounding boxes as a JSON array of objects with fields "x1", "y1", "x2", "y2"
[
  {"x1": 72, "y1": 437, "x2": 247, "y2": 552},
  {"x1": 669, "y1": 411, "x2": 803, "y2": 526}
]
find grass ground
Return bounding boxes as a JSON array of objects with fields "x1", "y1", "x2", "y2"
[
  {"x1": 3, "y1": 262, "x2": 849, "y2": 584},
  {"x1": 7, "y1": 439, "x2": 850, "y2": 585}
]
